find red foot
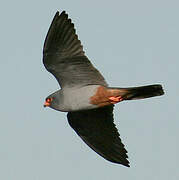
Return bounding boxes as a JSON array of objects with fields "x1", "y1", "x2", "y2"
[{"x1": 109, "y1": 96, "x2": 123, "y2": 104}]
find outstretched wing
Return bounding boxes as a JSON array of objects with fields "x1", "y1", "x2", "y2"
[
  {"x1": 67, "y1": 105, "x2": 130, "y2": 167},
  {"x1": 43, "y1": 11, "x2": 107, "y2": 88}
]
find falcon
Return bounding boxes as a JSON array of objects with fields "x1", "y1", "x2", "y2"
[{"x1": 43, "y1": 11, "x2": 164, "y2": 167}]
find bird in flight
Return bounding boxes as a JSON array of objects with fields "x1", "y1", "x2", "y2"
[{"x1": 43, "y1": 11, "x2": 164, "y2": 167}]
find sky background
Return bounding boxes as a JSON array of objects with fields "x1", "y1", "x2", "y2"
[{"x1": 0, "y1": 0, "x2": 178, "y2": 179}]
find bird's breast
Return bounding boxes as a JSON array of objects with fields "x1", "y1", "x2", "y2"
[{"x1": 61, "y1": 85, "x2": 100, "y2": 111}]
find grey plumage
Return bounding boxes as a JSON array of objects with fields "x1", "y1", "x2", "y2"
[
  {"x1": 43, "y1": 11, "x2": 107, "y2": 88},
  {"x1": 43, "y1": 11, "x2": 164, "y2": 167}
]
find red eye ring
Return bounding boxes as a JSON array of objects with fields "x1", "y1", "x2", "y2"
[{"x1": 46, "y1": 97, "x2": 53, "y2": 103}]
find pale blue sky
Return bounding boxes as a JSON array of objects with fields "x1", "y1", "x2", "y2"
[{"x1": 0, "y1": 0, "x2": 178, "y2": 179}]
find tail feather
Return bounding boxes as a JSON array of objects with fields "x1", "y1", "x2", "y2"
[{"x1": 115, "y1": 84, "x2": 164, "y2": 100}]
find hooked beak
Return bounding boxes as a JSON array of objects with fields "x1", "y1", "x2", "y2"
[{"x1": 44, "y1": 101, "x2": 50, "y2": 107}]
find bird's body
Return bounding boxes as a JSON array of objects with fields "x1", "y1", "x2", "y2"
[
  {"x1": 43, "y1": 11, "x2": 164, "y2": 167},
  {"x1": 49, "y1": 85, "x2": 99, "y2": 112}
]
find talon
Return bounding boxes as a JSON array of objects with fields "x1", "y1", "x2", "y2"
[{"x1": 109, "y1": 96, "x2": 123, "y2": 104}]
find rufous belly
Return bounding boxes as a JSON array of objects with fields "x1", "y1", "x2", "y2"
[{"x1": 90, "y1": 86, "x2": 123, "y2": 107}]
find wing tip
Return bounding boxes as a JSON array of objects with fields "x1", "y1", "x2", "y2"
[
  {"x1": 116, "y1": 160, "x2": 130, "y2": 167},
  {"x1": 55, "y1": 11, "x2": 59, "y2": 15},
  {"x1": 125, "y1": 164, "x2": 130, "y2": 167},
  {"x1": 109, "y1": 157, "x2": 130, "y2": 167},
  {"x1": 54, "y1": 10, "x2": 68, "y2": 19}
]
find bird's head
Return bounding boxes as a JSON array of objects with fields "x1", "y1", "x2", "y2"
[{"x1": 43, "y1": 90, "x2": 61, "y2": 110}]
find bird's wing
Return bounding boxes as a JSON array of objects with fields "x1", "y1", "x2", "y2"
[
  {"x1": 67, "y1": 105, "x2": 130, "y2": 167},
  {"x1": 43, "y1": 11, "x2": 107, "y2": 88}
]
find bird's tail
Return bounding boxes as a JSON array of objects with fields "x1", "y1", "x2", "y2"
[{"x1": 111, "y1": 84, "x2": 164, "y2": 100}]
